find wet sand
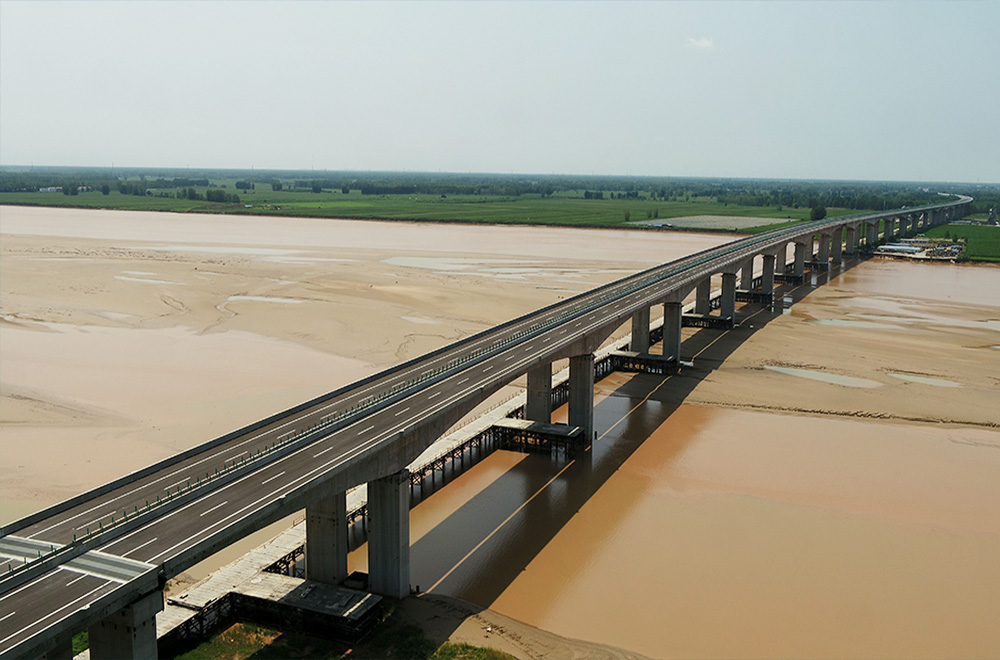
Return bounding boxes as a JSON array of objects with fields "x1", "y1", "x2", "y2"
[{"x1": 2, "y1": 206, "x2": 998, "y2": 658}]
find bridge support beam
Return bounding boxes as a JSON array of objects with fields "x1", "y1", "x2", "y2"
[
  {"x1": 793, "y1": 243, "x2": 806, "y2": 277},
  {"x1": 526, "y1": 362, "x2": 553, "y2": 423},
  {"x1": 662, "y1": 302, "x2": 682, "y2": 363},
  {"x1": 306, "y1": 489, "x2": 348, "y2": 585},
  {"x1": 844, "y1": 225, "x2": 857, "y2": 256},
  {"x1": 569, "y1": 354, "x2": 595, "y2": 441},
  {"x1": 695, "y1": 279, "x2": 711, "y2": 315},
  {"x1": 897, "y1": 216, "x2": 907, "y2": 237},
  {"x1": 720, "y1": 272, "x2": 737, "y2": 319},
  {"x1": 885, "y1": 217, "x2": 896, "y2": 240},
  {"x1": 775, "y1": 243, "x2": 787, "y2": 274},
  {"x1": 88, "y1": 590, "x2": 163, "y2": 660},
  {"x1": 368, "y1": 470, "x2": 410, "y2": 599},
  {"x1": 629, "y1": 307, "x2": 651, "y2": 353},
  {"x1": 761, "y1": 254, "x2": 776, "y2": 294},
  {"x1": 830, "y1": 226, "x2": 843, "y2": 265}
]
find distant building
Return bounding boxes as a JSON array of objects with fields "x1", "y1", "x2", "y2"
[{"x1": 38, "y1": 186, "x2": 62, "y2": 193}]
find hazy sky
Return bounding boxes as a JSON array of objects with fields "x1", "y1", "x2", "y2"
[{"x1": 1, "y1": 1, "x2": 997, "y2": 182}]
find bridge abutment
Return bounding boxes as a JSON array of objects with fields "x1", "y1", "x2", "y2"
[
  {"x1": 368, "y1": 470, "x2": 410, "y2": 599},
  {"x1": 629, "y1": 307, "x2": 651, "y2": 353},
  {"x1": 526, "y1": 362, "x2": 553, "y2": 423},
  {"x1": 305, "y1": 489, "x2": 349, "y2": 585},
  {"x1": 88, "y1": 590, "x2": 162, "y2": 660},
  {"x1": 569, "y1": 354, "x2": 595, "y2": 441}
]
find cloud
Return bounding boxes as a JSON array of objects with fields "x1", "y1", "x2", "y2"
[{"x1": 685, "y1": 37, "x2": 715, "y2": 52}]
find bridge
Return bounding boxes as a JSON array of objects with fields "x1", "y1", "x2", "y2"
[{"x1": 0, "y1": 197, "x2": 971, "y2": 659}]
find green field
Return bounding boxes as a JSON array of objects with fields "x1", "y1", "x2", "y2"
[
  {"x1": 0, "y1": 183, "x2": 869, "y2": 233},
  {"x1": 924, "y1": 223, "x2": 1000, "y2": 262}
]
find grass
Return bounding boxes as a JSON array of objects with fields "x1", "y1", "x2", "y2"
[
  {"x1": 0, "y1": 184, "x2": 871, "y2": 232},
  {"x1": 924, "y1": 223, "x2": 1000, "y2": 262}
]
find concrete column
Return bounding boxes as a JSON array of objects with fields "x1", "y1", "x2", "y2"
[
  {"x1": 720, "y1": 272, "x2": 737, "y2": 319},
  {"x1": 830, "y1": 226, "x2": 843, "y2": 264},
  {"x1": 695, "y1": 279, "x2": 711, "y2": 315},
  {"x1": 761, "y1": 254, "x2": 776, "y2": 294},
  {"x1": 817, "y1": 233, "x2": 830, "y2": 264},
  {"x1": 793, "y1": 242, "x2": 806, "y2": 277},
  {"x1": 568, "y1": 354, "x2": 595, "y2": 441},
  {"x1": 306, "y1": 489, "x2": 348, "y2": 585},
  {"x1": 629, "y1": 307, "x2": 651, "y2": 353},
  {"x1": 368, "y1": 470, "x2": 410, "y2": 599},
  {"x1": 662, "y1": 302, "x2": 682, "y2": 363},
  {"x1": 866, "y1": 222, "x2": 878, "y2": 247},
  {"x1": 525, "y1": 362, "x2": 553, "y2": 423},
  {"x1": 775, "y1": 243, "x2": 787, "y2": 274},
  {"x1": 88, "y1": 590, "x2": 163, "y2": 660},
  {"x1": 885, "y1": 217, "x2": 896, "y2": 240},
  {"x1": 898, "y1": 216, "x2": 907, "y2": 237},
  {"x1": 740, "y1": 260, "x2": 754, "y2": 290},
  {"x1": 844, "y1": 225, "x2": 857, "y2": 255}
]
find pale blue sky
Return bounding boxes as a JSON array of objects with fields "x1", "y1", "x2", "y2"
[{"x1": 1, "y1": 1, "x2": 997, "y2": 182}]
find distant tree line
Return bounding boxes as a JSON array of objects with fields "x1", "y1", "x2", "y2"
[{"x1": 2, "y1": 167, "x2": 997, "y2": 215}]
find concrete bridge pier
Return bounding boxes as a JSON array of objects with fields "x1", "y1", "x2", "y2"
[
  {"x1": 695, "y1": 279, "x2": 711, "y2": 315},
  {"x1": 568, "y1": 354, "x2": 595, "y2": 441},
  {"x1": 368, "y1": 470, "x2": 410, "y2": 599},
  {"x1": 844, "y1": 225, "x2": 857, "y2": 255},
  {"x1": 88, "y1": 590, "x2": 163, "y2": 660},
  {"x1": 885, "y1": 217, "x2": 896, "y2": 240},
  {"x1": 898, "y1": 216, "x2": 908, "y2": 236},
  {"x1": 793, "y1": 242, "x2": 807, "y2": 277},
  {"x1": 661, "y1": 301, "x2": 683, "y2": 363},
  {"x1": 526, "y1": 362, "x2": 553, "y2": 423},
  {"x1": 775, "y1": 243, "x2": 787, "y2": 274},
  {"x1": 866, "y1": 222, "x2": 878, "y2": 248},
  {"x1": 830, "y1": 226, "x2": 843, "y2": 265},
  {"x1": 629, "y1": 307, "x2": 651, "y2": 353},
  {"x1": 740, "y1": 260, "x2": 754, "y2": 289},
  {"x1": 816, "y1": 233, "x2": 831, "y2": 265},
  {"x1": 761, "y1": 254, "x2": 776, "y2": 294},
  {"x1": 306, "y1": 489, "x2": 348, "y2": 585},
  {"x1": 720, "y1": 272, "x2": 737, "y2": 319}
]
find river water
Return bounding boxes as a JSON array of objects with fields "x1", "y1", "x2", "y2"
[{"x1": 350, "y1": 259, "x2": 1000, "y2": 659}]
